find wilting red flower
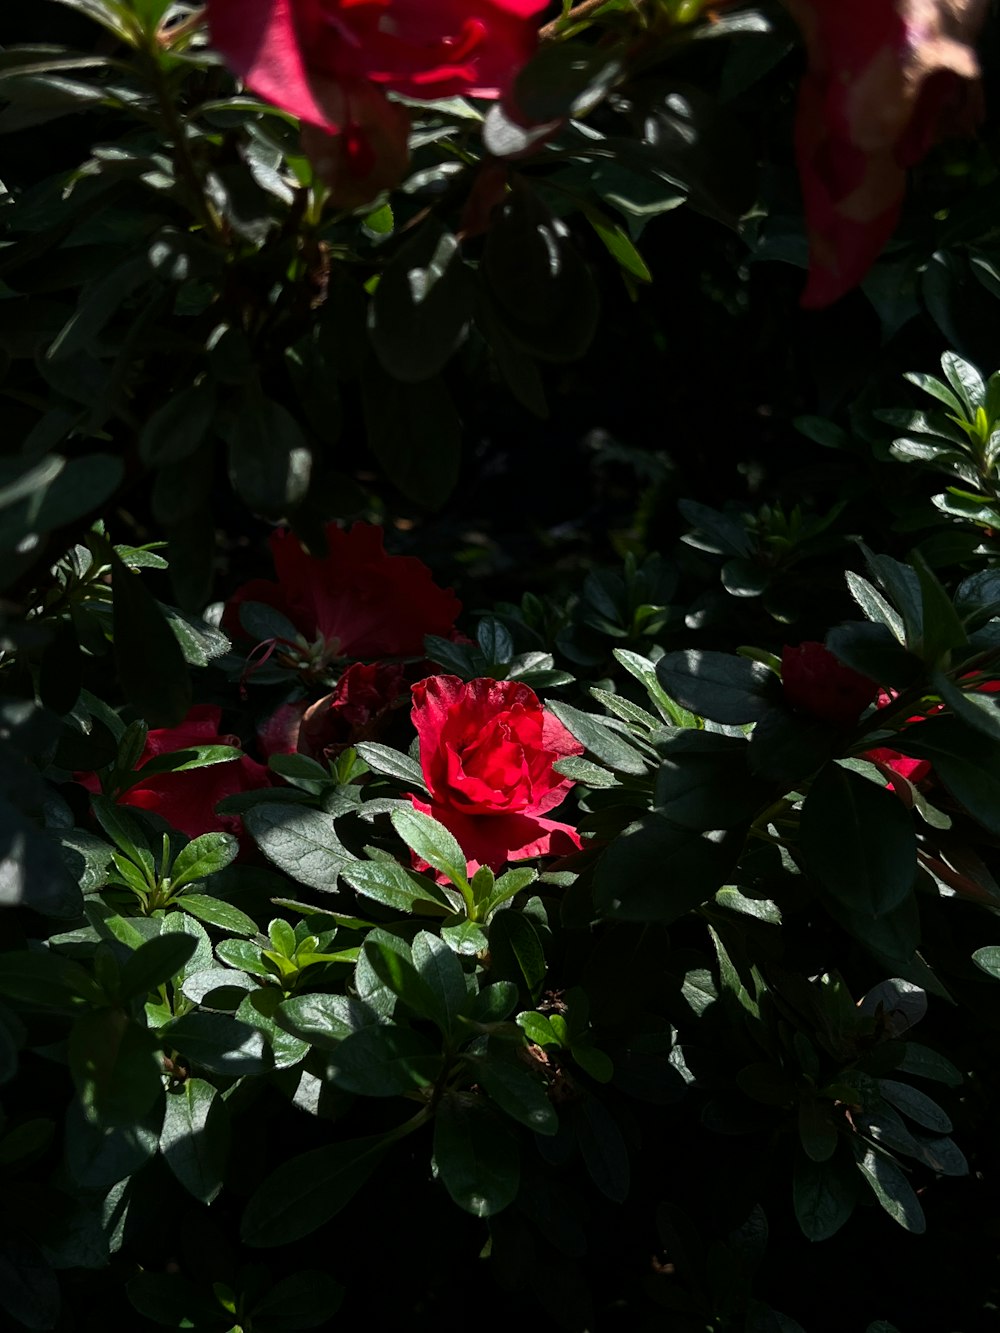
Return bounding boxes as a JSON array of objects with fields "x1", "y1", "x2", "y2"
[
  {"x1": 410, "y1": 674, "x2": 584, "y2": 872},
  {"x1": 204, "y1": 0, "x2": 547, "y2": 205},
  {"x1": 781, "y1": 641, "x2": 878, "y2": 725},
  {"x1": 784, "y1": 0, "x2": 987, "y2": 307},
  {"x1": 298, "y1": 660, "x2": 409, "y2": 761},
  {"x1": 224, "y1": 522, "x2": 461, "y2": 670},
  {"x1": 78, "y1": 705, "x2": 270, "y2": 840}
]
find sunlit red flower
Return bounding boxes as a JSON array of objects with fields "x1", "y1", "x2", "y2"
[{"x1": 410, "y1": 674, "x2": 583, "y2": 872}]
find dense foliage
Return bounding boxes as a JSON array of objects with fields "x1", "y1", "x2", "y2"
[{"x1": 3, "y1": 2, "x2": 1000, "y2": 1330}]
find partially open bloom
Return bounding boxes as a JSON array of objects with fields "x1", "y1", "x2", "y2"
[
  {"x1": 781, "y1": 641, "x2": 878, "y2": 725},
  {"x1": 784, "y1": 0, "x2": 986, "y2": 307},
  {"x1": 205, "y1": 0, "x2": 548, "y2": 205},
  {"x1": 78, "y1": 705, "x2": 270, "y2": 841},
  {"x1": 299, "y1": 660, "x2": 409, "y2": 761},
  {"x1": 224, "y1": 521, "x2": 461, "y2": 672},
  {"x1": 411, "y1": 674, "x2": 584, "y2": 872}
]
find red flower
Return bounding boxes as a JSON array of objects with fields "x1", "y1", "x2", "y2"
[
  {"x1": 411, "y1": 674, "x2": 583, "y2": 872},
  {"x1": 784, "y1": 0, "x2": 986, "y2": 307},
  {"x1": 299, "y1": 660, "x2": 409, "y2": 761},
  {"x1": 204, "y1": 0, "x2": 547, "y2": 205},
  {"x1": 862, "y1": 687, "x2": 936, "y2": 784},
  {"x1": 78, "y1": 705, "x2": 270, "y2": 841},
  {"x1": 225, "y1": 522, "x2": 461, "y2": 669},
  {"x1": 781, "y1": 641, "x2": 878, "y2": 725}
]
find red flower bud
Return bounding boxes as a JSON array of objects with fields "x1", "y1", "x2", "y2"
[{"x1": 781, "y1": 641, "x2": 878, "y2": 725}]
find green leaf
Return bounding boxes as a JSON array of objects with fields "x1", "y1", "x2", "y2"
[
  {"x1": 364, "y1": 939, "x2": 442, "y2": 1025},
  {"x1": 126, "y1": 1272, "x2": 223, "y2": 1328},
  {"x1": 911, "y1": 552, "x2": 967, "y2": 665},
  {"x1": 325, "y1": 1024, "x2": 441, "y2": 1096},
  {"x1": 118, "y1": 933, "x2": 197, "y2": 1001},
  {"x1": 46, "y1": 253, "x2": 150, "y2": 361},
  {"x1": 799, "y1": 765, "x2": 917, "y2": 917},
  {"x1": 243, "y1": 804, "x2": 356, "y2": 890},
  {"x1": 159, "y1": 1078, "x2": 230, "y2": 1204},
  {"x1": 353, "y1": 742, "x2": 426, "y2": 790},
  {"x1": 441, "y1": 918, "x2": 489, "y2": 955},
  {"x1": 0, "y1": 796, "x2": 84, "y2": 919},
  {"x1": 595, "y1": 815, "x2": 742, "y2": 923},
  {"x1": 488, "y1": 910, "x2": 545, "y2": 996},
  {"x1": 111, "y1": 551, "x2": 190, "y2": 727},
  {"x1": 226, "y1": 393, "x2": 312, "y2": 518},
  {"x1": 793, "y1": 1150, "x2": 856, "y2": 1241},
  {"x1": 940, "y1": 350, "x2": 985, "y2": 415},
  {"x1": 546, "y1": 700, "x2": 650, "y2": 775},
  {"x1": 278, "y1": 993, "x2": 374, "y2": 1049},
  {"x1": 412, "y1": 930, "x2": 469, "y2": 1039},
  {"x1": 581, "y1": 203, "x2": 651, "y2": 281},
  {"x1": 891, "y1": 716, "x2": 1000, "y2": 836},
  {"x1": 237, "y1": 989, "x2": 310, "y2": 1070},
  {"x1": 0, "y1": 948, "x2": 102, "y2": 1011},
  {"x1": 241, "y1": 1135, "x2": 392, "y2": 1246},
  {"x1": 369, "y1": 222, "x2": 475, "y2": 382},
  {"x1": 390, "y1": 806, "x2": 468, "y2": 887},
  {"x1": 161, "y1": 1012, "x2": 270, "y2": 1077},
  {"x1": 177, "y1": 895, "x2": 258, "y2": 936},
  {"x1": 655, "y1": 731, "x2": 762, "y2": 829},
  {"x1": 340, "y1": 858, "x2": 453, "y2": 913},
  {"x1": 570, "y1": 1093, "x2": 629, "y2": 1203},
  {"x1": 361, "y1": 365, "x2": 461, "y2": 510},
  {"x1": 798, "y1": 1097, "x2": 838, "y2": 1163},
  {"x1": 655, "y1": 650, "x2": 779, "y2": 724},
  {"x1": 474, "y1": 1054, "x2": 557, "y2": 1135},
  {"x1": 933, "y1": 672, "x2": 1000, "y2": 742},
  {"x1": 877, "y1": 1079, "x2": 952, "y2": 1134},
  {"x1": 90, "y1": 796, "x2": 155, "y2": 879},
  {"x1": 248, "y1": 1271, "x2": 345, "y2": 1331},
  {"x1": 852, "y1": 1143, "x2": 925, "y2": 1233},
  {"x1": 433, "y1": 1092, "x2": 519, "y2": 1217},
  {"x1": 65, "y1": 1099, "x2": 160, "y2": 1189},
  {"x1": 894, "y1": 1042, "x2": 962, "y2": 1086},
  {"x1": 168, "y1": 832, "x2": 240, "y2": 891},
  {"x1": 139, "y1": 381, "x2": 216, "y2": 466}
]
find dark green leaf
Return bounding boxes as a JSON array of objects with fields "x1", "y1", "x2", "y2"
[
  {"x1": 159, "y1": 1078, "x2": 230, "y2": 1204},
  {"x1": 118, "y1": 933, "x2": 197, "y2": 1001},
  {"x1": 546, "y1": 700, "x2": 649, "y2": 775},
  {"x1": 595, "y1": 815, "x2": 742, "y2": 923},
  {"x1": 799, "y1": 765, "x2": 917, "y2": 917},
  {"x1": 226, "y1": 394, "x2": 312, "y2": 518},
  {"x1": 488, "y1": 910, "x2": 545, "y2": 996},
  {"x1": 656, "y1": 650, "x2": 779, "y2": 723},
  {"x1": 161, "y1": 1012, "x2": 270, "y2": 1076},
  {"x1": 361, "y1": 365, "x2": 461, "y2": 509},
  {"x1": 243, "y1": 803, "x2": 355, "y2": 890},
  {"x1": 369, "y1": 222, "x2": 474, "y2": 382},
  {"x1": 433, "y1": 1092, "x2": 520, "y2": 1217},
  {"x1": 793, "y1": 1150, "x2": 856, "y2": 1241},
  {"x1": 325, "y1": 1023, "x2": 441, "y2": 1096},
  {"x1": 111, "y1": 551, "x2": 190, "y2": 727},
  {"x1": 390, "y1": 806, "x2": 468, "y2": 886}
]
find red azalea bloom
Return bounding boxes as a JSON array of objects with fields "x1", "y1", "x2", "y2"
[
  {"x1": 862, "y1": 687, "x2": 937, "y2": 785},
  {"x1": 225, "y1": 521, "x2": 461, "y2": 667},
  {"x1": 298, "y1": 660, "x2": 409, "y2": 761},
  {"x1": 784, "y1": 0, "x2": 986, "y2": 307},
  {"x1": 78, "y1": 705, "x2": 270, "y2": 841},
  {"x1": 204, "y1": 0, "x2": 547, "y2": 204},
  {"x1": 781, "y1": 641, "x2": 878, "y2": 725},
  {"x1": 410, "y1": 674, "x2": 584, "y2": 873}
]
